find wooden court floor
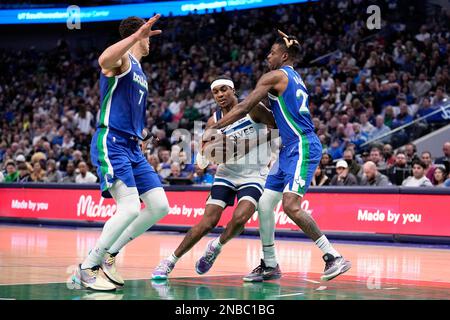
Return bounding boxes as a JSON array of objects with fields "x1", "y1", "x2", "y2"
[{"x1": 0, "y1": 224, "x2": 449, "y2": 300}]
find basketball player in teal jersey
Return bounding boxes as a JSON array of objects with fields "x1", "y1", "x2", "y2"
[
  {"x1": 151, "y1": 76, "x2": 276, "y2": 280},
  {"x1": 72, "y1": 15, "x2": 170, "y2": 291},
  {"x1": 204, "y1": 31, "x2": 351, "y2": 282}
]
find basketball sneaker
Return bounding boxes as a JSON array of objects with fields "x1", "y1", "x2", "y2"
[
  {"x1": 71, "y1": 264, "x2": 116, "y2": 291},
  {"x1": 152, "y1": 259, "x2": 175, "y2": 280},
  {"x1": 243, "y1": 259, "x2": 282, "y2": 282},
  {"x1": 320, "y1": 253, "x2": 351, "y2": 281},
  {"x1": 195, "y1": 240, "x2": 222, "y2": 274},
  {"x1": 100, "y1": 252, "x2": 124, "y2": 287}
]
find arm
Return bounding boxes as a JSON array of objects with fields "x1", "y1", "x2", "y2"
[
  {"x1": 98, "y1": 14, "x2": 162, "y2": 75},
  {"x1": 209, "y1": 70, "x2": 286, "y2": 130},
  {"x1": 249, "y1": 102, "x2": 276, "y2": 129}
]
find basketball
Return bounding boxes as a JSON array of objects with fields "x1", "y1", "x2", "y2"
[{"x1": 202, "y1": 133, "x2": 237, "y2": 164}]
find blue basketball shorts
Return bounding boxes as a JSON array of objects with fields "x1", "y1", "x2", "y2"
[
  {"x1": 265, "y1": 134, "x2": 322, "y2": 196},
  {"x1": 90, "y1": 128, "x2": 162, "y2": 198}
]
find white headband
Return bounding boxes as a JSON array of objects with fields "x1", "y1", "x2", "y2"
[{"x1": 210, "y1": 79, "x2": 234, "y2": 90}]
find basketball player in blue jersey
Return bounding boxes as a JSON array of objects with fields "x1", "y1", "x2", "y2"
[
  {"x1": 151, "y1": 76, "x2": 276, "y2": 280},
  {"x1": 72, "y1": 15, "x2": 170, "y2": 291},
  {"x1": 204, "y1": 31, "x2": 351, "y2": 282}
]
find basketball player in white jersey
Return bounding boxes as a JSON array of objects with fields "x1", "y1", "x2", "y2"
[{"x1": 152, "y1": 76, "x2": 276, "y2": 279}]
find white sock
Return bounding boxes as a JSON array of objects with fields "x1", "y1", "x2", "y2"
[
  {"x1": 81, "y1": 181, "x2": 140, "y2": 269},
  {"x1": 262, "y1": 244, "x2": 277, "y2": 268},
  {"x1": 211, "y1": 237, "x2": 223, "y2": 249},
  {"x1": 109, "y1": 188, "x2": 169, "y2": 254},
  {"x1": 315, "y1": 235, "x2": 340, "y2": 258},
  {"x1": 257, "y1": 189, "x2": 282, "y2": 268},
  {"x1": 167, "y1": 253, "x2": 179, "y2": 264},
  {"x1": 81, "y1": 245, "x2": 108, "y2": 270}
]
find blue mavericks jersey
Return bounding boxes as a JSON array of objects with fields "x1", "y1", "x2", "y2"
[
  {"x1": 98, "y1": 52, "x2": 148, "y2": 139},
  {"x1": 268, "y1": 65, "x2": 315, "y2": 145}
]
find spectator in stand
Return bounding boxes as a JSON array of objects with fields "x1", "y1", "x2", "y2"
[
  {"x1": 435, "y1": 142, "x2": 450, "y2": 166},
  {"x1": 45, "y1": 159, "x2": 62, "y2": 183},
  {"x1": 147, "y1": 154, "x2": 164, "y2": 183},
  {"x1": 158, "y1": 149, "x2": 172, "y2": 180},
  {"x1": 17, "y1": 162, "x2": 31, "y2": 182},
  {"x1": 402, "y1": 160, "x2": 433, "y2": 187},
  {"x1": 4, "y1": 161, "x2": 19, "y2": 182},
  {"x1": 30, "y1": 160, "x2": 46, "y2": 183},
  {"x1": 192, "y1": 164, "x2": 214, "y2": 185},
  {"x1": 75, "y1": 161, "x2": 97, "y2": 183},
  {"x1": 178, "y1": 151, "x2": 195, "y2": 180},
  {"x1": 386, "y1": 151, "x2": 411, "y2": 185},
  {"x1": 330, "y1": 160, "x2": 358, "y2": 186},
  {"x1": 433, "y1": 166, "x2": 447, "y2": 187},
  {"x1": 420, "y1": 151, "x2": 436, "y2": 184},
  {"x1": 383, "y1": 144, "x2": 396, "y2": 168},
  {"x1": 360, "y1": 161, "x2": 391, "y2": 186},
  {"x1": 369, "y1": 146, "x2": 387, "y2": 170},
  {"x1": 404, "y1": 143, "x2": 420, "y2": 165},
  {"x1": 62, "y1": 161, "x2": 77, "y2": 183},
  {"x1": 392, "y1": 102, "x2": 413, "y2": 129},
  {"x1": 349, "y1": 122, "x2": 368, "y2": 151},
  {"x1": 0, "y1": 170, "x2": 3, "y2": 182},
  {"x1": 359, "y1": 113, "x2": 374, "y2": 136},
  {"x1": 311, "y1": 165, "x2": 330, "y2": 186},
  {"x1": 411, "y1": 73, "x2": 432, "y2": 99},
  {"x1": 369, "y1": 115, "x2": 391, "y2": 144},
  {"x1": 343, "y1": 148, "x2": 362, "y2": 178}
]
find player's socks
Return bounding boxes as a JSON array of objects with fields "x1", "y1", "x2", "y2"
[
  {"x1": 167, "y1": 253, "x2": 179, "y2": 264},
  {"x1": 81, "y1": 245, "x2": 107, "y2": 270},
  {"x1": 315, "y1": 235, "x2": 340, "y2": 258},
  {"x1": 108, "y1": 188, "x2": 169, "y2": 254},
  {"x1": 262, "y1": 244, "x2": 277, "y2": 268},
  {"x1": 211, "y1": 237, "x2": 223, "y2": 250}
]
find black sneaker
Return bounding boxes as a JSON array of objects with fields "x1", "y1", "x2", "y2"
[
  {"x1": 320, "y1": 253, "x2": 351, "y2": 281},
  {"x1": 243, "y1": 259, "x2": 282, "y2": 282}
]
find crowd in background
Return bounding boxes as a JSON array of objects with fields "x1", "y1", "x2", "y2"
[{"x1": 0, "y1": 0, "x2": 449, "y2": 187}]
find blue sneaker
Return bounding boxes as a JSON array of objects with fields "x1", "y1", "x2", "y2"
[{"x1": 195, "y1": 240, "x2": 222, "y2": 275}]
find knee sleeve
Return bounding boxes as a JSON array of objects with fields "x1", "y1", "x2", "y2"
[
  {"x1": 140, "y1": 187, "x2": 170, "y2": 221},
  {"x1": 257, "y1": 189, "x2": 282, "y2": 246}
]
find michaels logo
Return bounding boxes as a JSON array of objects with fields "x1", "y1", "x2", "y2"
[
  {"x1": 133, "y1": 72, "x2": 148, "y2": 90},
  {"x1": 77, "y1": 195, "x2": 117, "y2": 218}
]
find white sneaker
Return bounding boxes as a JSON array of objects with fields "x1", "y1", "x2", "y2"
[
  {"x1": 101, "y1": 253, "x2": 124, "y2": 286},
  {"x1": 72, "y1": 264, "x2": 116, "y2": 291}
]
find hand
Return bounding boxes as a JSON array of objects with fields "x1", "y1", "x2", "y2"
[
  {"x1": 134, "y1": 14, "x2": 162, "y2": 40},
  {"x1": 201, "y1": 128, "x2": 221, "y2": 147}
]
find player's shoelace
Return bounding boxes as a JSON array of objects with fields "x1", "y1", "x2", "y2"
[
  {"x1": 249, "y1": 264, "x2": 264, "y2": 275},
  {"x1": 155, "y1": 261, "x2": 172, "y2": 273},
  {"x1": 105, "y1": 255, "x2": 115, "y2": 267},
  {"x1": 87, "y1": 268, "x2": 99, "y2": 278},
  {"x1": 204, "y1": 244, "x2": 218, "y2": 262}
]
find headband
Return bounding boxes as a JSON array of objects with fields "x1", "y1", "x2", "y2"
[
  {"x1": 210, "y1": 79, "x2": 234, "y2": 90},
  {"x1": 278, "y1": 29, "x2": 300, "y2": 48}
]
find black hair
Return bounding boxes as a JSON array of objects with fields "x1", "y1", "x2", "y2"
[
  {"x1": 412, "y1": 160, "x2": 426, "y2": 169},
  {"x1": 274, "y1": 33, "x2": 301, "y2": 61},
  {"x1": 119, "y1": 16, "x2": 146, "y2": 39},
  {"x1": 213, "y1": 75, "x2": 233, "y2": 82}
]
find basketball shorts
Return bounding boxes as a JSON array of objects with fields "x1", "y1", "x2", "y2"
[
  {"x1": 265, "y1": 134, "x2": 322, "y2": 196},
  {"x1": 91, "y1": 128, "x2": 162, "y2": 198}
]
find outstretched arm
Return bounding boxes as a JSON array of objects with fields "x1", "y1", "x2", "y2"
[
  {"x1": 98, "y1": 14, "x2": 162, "y2": 74},
  {"x1": 208, "y1": 71, "x2": 285, "y2": 131}
]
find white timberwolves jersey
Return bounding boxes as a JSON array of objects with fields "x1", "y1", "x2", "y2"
[{"x1": 213, "y1": 108, "x2": 271, "y2": 183}]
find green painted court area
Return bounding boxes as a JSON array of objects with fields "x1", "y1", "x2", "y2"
[{"x1": 1, "y1": 273, "x2": 449, "y2": 300}]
